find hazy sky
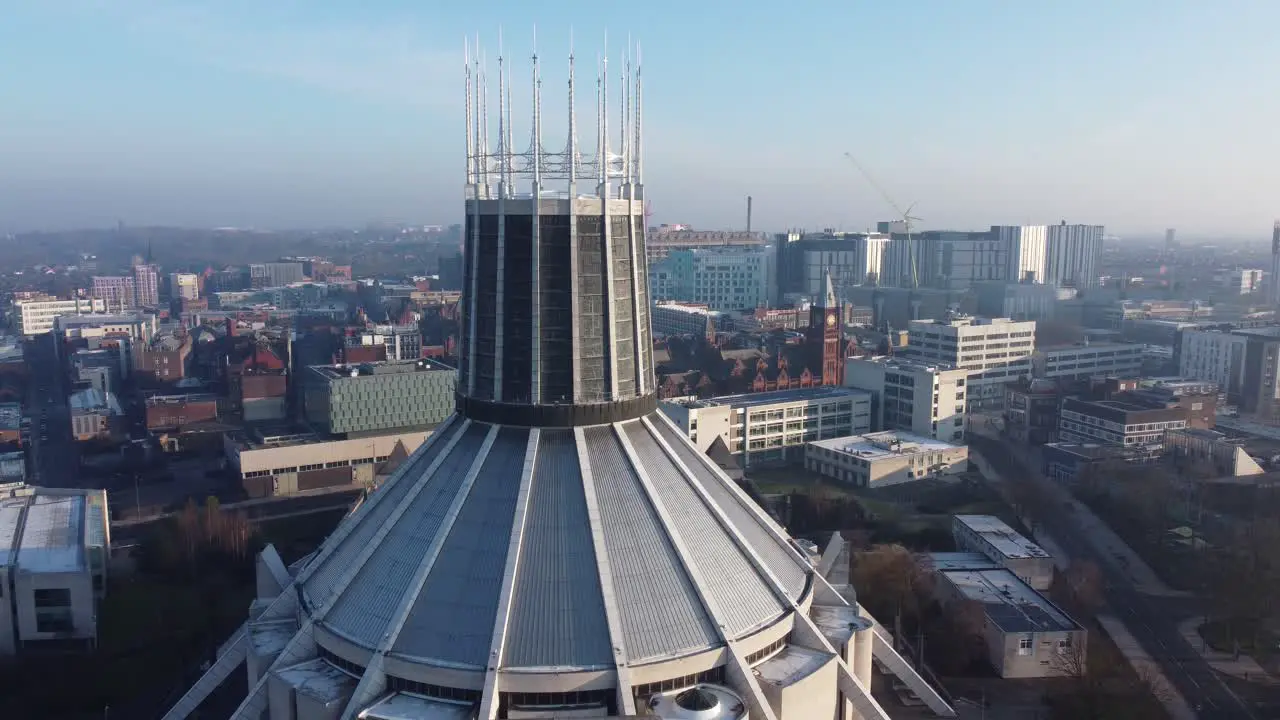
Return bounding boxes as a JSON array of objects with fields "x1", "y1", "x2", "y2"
[{"x1": 3, "y1": 1, "x2": 1279, "y2": 237}]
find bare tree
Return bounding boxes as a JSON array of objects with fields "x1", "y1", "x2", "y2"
[
  {"x1": 850, "y1": 544, "x2": 934, "y2": 631},
  {"x1": 1063, "y1": 560, "x2": 1105, "y2": 614}
]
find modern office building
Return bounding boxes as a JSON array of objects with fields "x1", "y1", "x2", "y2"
[
  {"x1": 1058, "y1": 397, "x2": 1188, "y2": 455},
  {"x1": 92, "y1": 275, "x2": 137, "y2": 313},
  {"x1": 993, "y1": 225, "x2": 1048, "y2": 284},
  {"x1": 0, "y1": 484, "x2": 111, "y2": 655},
  {"x1": 1176, "y1": 327, "x2": 1248, "y2": 402},
  {"x1": 133, "y1": 263, "x2": 160, "y2": 306},
  {"x1": 805, "y1": 431, "x2": 968, "y2": 488},
  {"x1": 302, "y1": 359, "x2": 456, "y2": 436},
  {"x1": 250, "y1": 262, "x2": 306, "y2": 289},
  {"x1": 1044, "y1": 223, "x2": 1104, "y2": 289},
  {"x1": 170, "y1": 272, "x2": 201, "y2": 301},
  {"x1": 1218, "y1": 268, "x2": 1264, "y2": 295},
  {"x1": 12, "y1": 295, "x2": 106, "y2": 336},
  {"x1": 951, "y1": 515, "x2": 1054, "y2": 591},
  {"x1": 660, "y1": 386, "x2": 872, "y2": 465},
  {"x1": 649, "y1": 301, "x2": 735, "y2": 337},
  {"x1": 884, "y1": 231, "x2": 1002, "y2": 290},
  {"x1": 844, "y1": 356, "x2": 968, "y2": 442},
  {"x1": 1031, "y1": 342, "x2": 1145, "y2": 382},
  {"x1": 350, "y1": 324, "x2": 423, "y2": 362},
  {"x1": 648, "y1": 245, "x2": 774, "y2": 311},
  {"x1": 905, "y1": 316, "x2": 1036, "y2": 410},
  {"x1": 166, "y1": 42, "x2": 951, "y2": 720}
]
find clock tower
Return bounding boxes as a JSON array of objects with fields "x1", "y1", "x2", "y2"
[{"x1": 807, "y1": 271, "x2": 842, "y2": 386}]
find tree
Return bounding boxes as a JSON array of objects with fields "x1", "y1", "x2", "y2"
[
  {"x1": 1063, "y1": 560, "x2": 1105, "y2": 615},
  {"x1": 850, "y1": 544, "x2": 933, "y2": 633}
]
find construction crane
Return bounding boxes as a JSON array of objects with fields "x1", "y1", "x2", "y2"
[{"x1": 843, "y1": 151, "x2": 922, "y2": 288}]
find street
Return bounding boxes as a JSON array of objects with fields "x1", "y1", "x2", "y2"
[
  {"x1": 25, "y1": 333, "x2": 79, "y2": 488},
  {"x1": 969, "y1": 432, "x2": 1257, "y2": 719}
]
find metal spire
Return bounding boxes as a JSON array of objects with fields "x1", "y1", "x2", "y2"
[
  {"x1": 506, "y1": 59, "x2": 514, "y2": 192},
  {"x1": 531, "y1": 27, "x2": 542, "y2": 190},
  {"x1": 464, "y1": 37, "x2": 474, "y2": 186},
  {"x1": 634, "y1": 42, "x2": 643, "y2": 186},
  {"x1": 567, "y1": 31, "x2": 578, "y2": 184},
  {"x1": 480, "y1": 47, "x2": 490, "y2": 194},
  {"x1": 473, "y1": 35, "x2": 483, "y2": 190},
  {"x1": 622, "y1": 39, "x2": 632, "y2": 185},
  {"x1": 497, "y1": 30, "x2": 507, "y2": 197},
  {"x1": 601, "y1": 39, "x2": 610, "y2": 188}
]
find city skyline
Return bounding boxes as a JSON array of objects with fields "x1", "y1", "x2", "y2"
[{"x1": 3, "y1": 1, "x2": 1280, "y2": 236}]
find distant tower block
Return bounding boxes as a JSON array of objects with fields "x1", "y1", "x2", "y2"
[
  {"x1": 747, "y1": 195, "x2": 753, "y2": 233},
  {"x1": 1271, "y1": 221, "x2": 1280, "y2": 306}
]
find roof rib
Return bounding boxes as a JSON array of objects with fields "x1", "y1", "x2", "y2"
[
  {"x1": 611, "y1": 420, "x2": 780, "y2": 720},
  {"x1": 306, "y1": 418, "x2": 470, "y2": 622},
  {"x1": 575, "y1": 426, "x2": 636, "y2": 716},
  {"x1": 338, "y1": 424, "x2": 500, "y2": 719},
  {"x1": 477, "y1": 428, "x2": 541, "y2": 720}
]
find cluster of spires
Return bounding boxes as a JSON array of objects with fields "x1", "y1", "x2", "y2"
[{"x1": 464, "y1": 31, "x2": 643, "y2": 196}]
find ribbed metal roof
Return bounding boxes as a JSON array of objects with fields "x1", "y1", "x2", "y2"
[{"x1": 298, "y1": 411, "x2": 813, "y2": 672}]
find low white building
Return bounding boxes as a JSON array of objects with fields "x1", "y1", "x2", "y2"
[
  {"x1": 660, "y1": 386, "x2": 872, "y2": 466},
  {"x1": 224, "y1": 428, "x2": 432, "y2": 498},
  {"x1": 934, "y1": 567, "x2": 1085, "y2": 679},
  {"x1": 1217, "y1": 268, "x2": 1264, "y2": 295},
  {"x1": 805, "y1": 430, "x2": 968, "y2": 488},
  {"x1": 650, "y1": 301, "x2": 735, "y2": 336},
  {"x1": 0, "y1": 485, "x2": 110, "y2": 654},
  {"x1": 951, "y1": 514, "x2": 1054, "y2": 591}
]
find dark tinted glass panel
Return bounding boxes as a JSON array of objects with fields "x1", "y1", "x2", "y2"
[
  {"x1": 473, "y1": 214, "x2": 500, "y2": 400},
  {"x1": 538, "y1": 215, "x2": 574, "y2": 403},
  {"x1": 576, "y1": 215, "x2": 607, "y2": 402},
  {"x1": 503, "y1": 214, "x2": 534, "y2": 403}
]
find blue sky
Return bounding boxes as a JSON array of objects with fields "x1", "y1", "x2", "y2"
[{"x1": 2, "y1": 1, "x2": 1278, "y2": 237}]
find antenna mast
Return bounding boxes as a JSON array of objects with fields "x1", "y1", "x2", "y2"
[
  {"x1": 465, "y1": 37, "x2": 474, "y2": 186},
  {"x1": 497, "y1": 31, "x2": 508, "y2": 197},
  {"x1": 531, "y1": 28, "x2": 542, "y2": 190},
  {"x1": 634, "y1": 43, "x2": 643, "y2": 187}
]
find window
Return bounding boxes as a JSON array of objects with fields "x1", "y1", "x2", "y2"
[
  {"x1": 1018, "y1": 634, "x2": 1034, "y2": 656},
  {"x1": 34, "y1": 588, "x2": 71, "y2": 608}
]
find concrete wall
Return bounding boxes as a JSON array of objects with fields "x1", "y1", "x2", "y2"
[{"x1": 13, "y1": 570, "x2": 96, "y2": 649}]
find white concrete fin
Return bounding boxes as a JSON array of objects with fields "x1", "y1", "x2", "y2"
[
  {"x1": 871, "y1": 631, "x2": 956, "y2": 717},
  {"x1": 160, "y1": 625, "x2": 249, "y2": 720},
  {"x1": 229, "y1": 620, "x2": 319, "y2": 720},
  {"x1": 791, "y1": 610, "x2": 896, "y2": 720},
  {"x1": 478, "y1": 428, "x2": 541, "y2": 720},
  {"x1": 257, "y1": 543, "x2": 292, "y2": 599},
  {"x1": 724, "y1": 641, "x2": 780, "y2": 720}
]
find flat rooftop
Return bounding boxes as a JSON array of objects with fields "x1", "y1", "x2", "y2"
[
  {"x1": 274, "y1": 658, "x2": 357, "y2": 703},
  {"x1": 927, "y1": 552, "x2": 1000, "y2": 572},
  {"x1": 311, "y1": 358, "x2": 453, "y2": 381},
  {"x1": 847, "y1": 355, "x2": 960, "y2": 373},
  {"x1": 810, "y1": 431, "x2": 965, "y2": 461},
  {"x1": 1091, "y1": 400, "x2": 1149, "y2": 412},
  {"x1": 954, "y1": 515, "x2": 1050, "y2": 560},
  {"x1": 685, "y1": 386, "x2": 871, "y2": 410},
  {"x1": 939, "y1": 568, "x2": 1078, "y2": 633},
  {"x1": 360, "y1": 693, "x2": 474, "y2": 720},
  {"x1": 752, "y1": 645, "x2": 833, "y2": 688},
  {"x1": 17, "y1": 494, "x2": 85, "y2": 574}
]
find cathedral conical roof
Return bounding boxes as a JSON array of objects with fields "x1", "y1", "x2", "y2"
[{"x1": 297, "y1": 410, "x2": 812, "y2": 672}]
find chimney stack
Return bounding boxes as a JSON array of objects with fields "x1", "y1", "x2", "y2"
[{"x1": 747, "y1": 195, "x2": 753, "y2": 234}]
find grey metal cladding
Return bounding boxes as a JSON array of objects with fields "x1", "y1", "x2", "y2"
[
  {"x1": 583, "y1": 425, "x2": 718, "y2": 661},
  {"x1": 392, "y1": 426, "x2": 530, "y2": 666},
  {"x1": 648, "y1": 417, "x2": 809, "y2": 601},
  {"x1": 622, "y1": 421, "x2": 787, "y2": 638},
  {"x1": 323, "y1": 422, "x2": 491, "y2": 646},
  {"x1": 503, "y1": 430, "x2": 612, "y2": 669},
  {"x1": 303, "y1": 416, "x2": 461, "y2": 607}
]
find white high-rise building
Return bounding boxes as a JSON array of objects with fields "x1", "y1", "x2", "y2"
[
  {"x1": 1177, "y1": 328, "x2": 1248, "y2": 399},
  {"x1": 170, "y1": 272, "x2": 200, "y2": 301},
  {"x1": 993, "y1": 225, "x2": 1048, "y2": 284},
  {"x1": 905, "y1": 316, "x2": 1036, "y2": 410},
  {"x1": 1044, "y1": 223, "x2": 1104, "y2": 289}
]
